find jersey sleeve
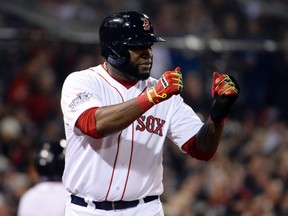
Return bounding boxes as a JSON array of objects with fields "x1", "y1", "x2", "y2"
[
  {"x1": 61, "y1": 70, "x2": 102, "y2": 135},
  {"x1": 166, "y1": 95, "x2": 204, "y2": 149}
]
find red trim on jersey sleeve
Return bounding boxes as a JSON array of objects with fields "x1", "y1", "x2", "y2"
[
  {"x1": 76, "y1": 107, "x2": 103, "y2": 139},
  {"x1": 181, "y1": 136, "x2": 216, "y2": 161}
]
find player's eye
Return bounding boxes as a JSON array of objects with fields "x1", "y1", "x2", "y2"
[{"x1": 126, "y1": 45, "x2": 152, "y2": 51}]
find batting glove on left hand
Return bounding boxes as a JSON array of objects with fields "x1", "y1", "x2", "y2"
[{"x1": 209, "y1": 72, "x2": 239, "y2": 124}]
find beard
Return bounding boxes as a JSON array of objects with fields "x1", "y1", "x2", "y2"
[{"x1": 117, "y1": 61, "x2": 152, "y2": 80}]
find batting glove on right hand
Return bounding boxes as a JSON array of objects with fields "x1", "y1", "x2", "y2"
[
  {"x1": 136, "y1": 67, "x2": 183, "y2": 111},
  {"x1": 209, "y1": 72, "x2": 239, "y2": 124},
  {"x1": 147, "y1": 67, "x2": 183, "y2": 105}
]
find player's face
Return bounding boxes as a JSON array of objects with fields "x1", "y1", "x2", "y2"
[{"x1": 124, "y1": 45, "x2": 153, "y2": 80}]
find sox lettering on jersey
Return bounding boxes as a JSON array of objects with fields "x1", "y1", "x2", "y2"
[{"x1": 136, "y1": 115, "x2": 166, "y2": 137}]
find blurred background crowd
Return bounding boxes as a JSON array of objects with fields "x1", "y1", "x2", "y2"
[{"x1": 0, "y1": 0, "x2": 288, "y2": 215}]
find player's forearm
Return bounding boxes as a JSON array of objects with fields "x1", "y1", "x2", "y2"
[
  {"x1": 193, "y1": 72, "x2": 239, "y2": 154},
  {"x1": 95, "y1": 67, "x2": 184, "y2": 137},
  {"x1": 194, "y1": 120, "x2": 224, "y2": 154},
  {"x1": 95, "y1": 98, "x2": 145, "y2": 137}
]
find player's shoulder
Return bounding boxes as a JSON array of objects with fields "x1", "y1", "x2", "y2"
[
  {"x1": 64, "y1": 65, "x2": 103, "y2": 82},
  {"x1": 70, "y1": 65, "x2": 101, "y2": 76},
  {"x1": 19, "y1": 183, "x2": 38, "y2": 202}
]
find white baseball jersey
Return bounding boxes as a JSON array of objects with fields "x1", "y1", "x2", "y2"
[
  {"x1": 17, "y1": 182, "x2": 67, "y2": 216},
  {"x1": 60, "y1": 64, "x2": 203, "y2": 202}
]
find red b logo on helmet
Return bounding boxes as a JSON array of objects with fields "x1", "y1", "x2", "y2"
[{"x1": 141, "y1": 17, "x2": 150, "y2": 30}]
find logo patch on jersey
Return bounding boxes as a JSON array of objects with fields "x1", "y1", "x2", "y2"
[
  {"x1": 136, "y1": 115, "x2": 166, "y2": 137},
  {"x1": 69, "y1": 91, "x2": 93, "y2": 109}
]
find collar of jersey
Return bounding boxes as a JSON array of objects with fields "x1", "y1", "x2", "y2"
[
  {"x1": 101, "y1": 63, "x2": 138, "y2": 89},
  {"x1": 114, "y1": 78, "x2": 138, "y2": 89}
]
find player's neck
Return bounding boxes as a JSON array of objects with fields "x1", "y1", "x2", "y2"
[{"x1": 103, "y1": 62, "x2": 138, "y2": 88}]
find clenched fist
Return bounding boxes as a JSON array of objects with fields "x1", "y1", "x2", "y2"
[
  {"x1": 209, "y1": 72, "x2": 239, "y2": 124},
  {"x1": 147, "y1": 67, "x2": 183, "y2": 104},
  {"x1": 137, "y1": 67, "x2": 183, "y2": 111}
]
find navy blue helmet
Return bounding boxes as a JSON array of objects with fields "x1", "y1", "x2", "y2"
[
  {"x1": 99, "y1": 11, "x2": 165, "y2": 67},
  {"x1": 34, "y1": 139, "x2": 66, "y2": 181}
]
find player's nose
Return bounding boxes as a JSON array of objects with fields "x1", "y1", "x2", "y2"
[{"x1": 141, "y1": 47, "x2": 152, "y2": 58}]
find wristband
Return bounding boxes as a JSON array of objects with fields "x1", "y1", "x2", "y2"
[
  {"x1": 136, "y1": 93, "x2": 154, "y2": 112},
  {"x1": 147, "y1": 87, "x2": 168, "y2": 105}
]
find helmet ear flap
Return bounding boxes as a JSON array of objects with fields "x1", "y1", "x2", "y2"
[{"x1": 105, "y1": 44, "x2": 130, "y2": 67}]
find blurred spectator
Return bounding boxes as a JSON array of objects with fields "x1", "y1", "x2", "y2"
[{"x1": 7, "y1": 49, "x2": 58, "y2": 123}]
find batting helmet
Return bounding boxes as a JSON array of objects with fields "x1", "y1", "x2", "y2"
[
  {"x1": 34, "y1": 139, "x2": 66, "y2": 181},
  {"x1": 99, "y1": 11, "x2": 165, "y2": 67}
]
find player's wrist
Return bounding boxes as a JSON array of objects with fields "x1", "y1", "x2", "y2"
[
  {"x1": 147, "y1": 86, "x2": 167, "y2": 104},
  {"x1": 209, "y1": 115, "x2": 226, "y2": 125},
  {"x1": 136, "y1": 93, "x2": 154, "y2": 112}
]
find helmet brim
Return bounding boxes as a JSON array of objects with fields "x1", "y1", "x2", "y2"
[{"x1": 124, "y1": 35, "x2": 166, "y2": 46}]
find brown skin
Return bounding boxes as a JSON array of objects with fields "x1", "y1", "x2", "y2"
[
  {"x1": 94, "y1": 45, "x2": 224, "y2": 155},
  {"x1": 194, "y1": 120, "x2": 224, "y2": 154}
]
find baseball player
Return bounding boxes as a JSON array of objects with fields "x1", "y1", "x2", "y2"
[
  {"x1": 60, "y1": 11, "x2": 239, "y2": 216},
  {"x1": 17, "y1": 139, "x2": 67, "y2": 216}
]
